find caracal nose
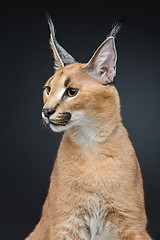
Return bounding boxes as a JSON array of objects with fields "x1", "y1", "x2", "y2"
[{"x1": 42, "y1": 108, "x2": 55, "y2": 118}]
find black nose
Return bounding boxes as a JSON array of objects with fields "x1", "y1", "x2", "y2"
[{"x1": 42, "y1": 108, "x2": 55, "y2": 118}]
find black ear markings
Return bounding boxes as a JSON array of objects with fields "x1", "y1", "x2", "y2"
[
  {"x1": 109, "y1": 17, "x2": 126, "y2": 38},
  {"x1": 47, "y1": 14, "x2": 76, "y2": 68}
]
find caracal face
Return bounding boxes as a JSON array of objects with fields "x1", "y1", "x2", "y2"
[{"x1": 42, "y1": 63, "x2": 120, "y2": 138}]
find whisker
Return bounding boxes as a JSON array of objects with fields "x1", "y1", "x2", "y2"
[{"x1": 40, "y1": 119, "x2": 49, "y2": 130}]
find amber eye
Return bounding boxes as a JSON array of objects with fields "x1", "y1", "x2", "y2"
[
  {"x1": 66, "y1": 88, "x2": 79, "y2": 97},
  {"x1": 45, "y1": 86, "x2": 51, "y2": 95}
]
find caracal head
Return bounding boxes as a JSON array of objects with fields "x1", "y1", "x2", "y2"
[{"x1": 42, "y1": 16, "x2": 122, "y2": 136}]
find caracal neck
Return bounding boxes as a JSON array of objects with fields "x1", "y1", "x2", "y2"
[{"x1": 65, "y1": 122, "x2": 124, "y2": 155}]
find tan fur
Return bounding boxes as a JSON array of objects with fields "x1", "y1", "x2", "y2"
[{"x1": 26, "y1": 63, "x2": 152, "y2": 240}]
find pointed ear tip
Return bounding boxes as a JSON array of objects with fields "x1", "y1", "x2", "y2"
[
  {"x1": 46, "y1": 12, "x2": 50, "y2": 19},
  {"x1": 46, "y1": 13, "x2": 53, "y2": 24},
  {"x1": 105, "y1": 36, "x2": 116, "y2": 46},
  {"x1": 107, "y1": 36, "x2": 115, "y2": 41},
  {"x1": 46, "y1": 14, "x2": 51, "y2": 25},
  {"x1": 46, "y1": 14, "x2": 55, "y2": 33}
]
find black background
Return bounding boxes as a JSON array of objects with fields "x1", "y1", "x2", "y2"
[{"x1": 1, "y1": 1, "x2": 160, "y2": 239}]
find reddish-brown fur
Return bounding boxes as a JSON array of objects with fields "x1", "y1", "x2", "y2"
[
  {"x1": 26, "y1": 63, "x2": 152, "y2": 239},
  {"x1": 26, "y1": 20, "x2": 152, "y2": 238}
]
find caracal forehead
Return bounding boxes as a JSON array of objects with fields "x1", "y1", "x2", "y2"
[{"x1": 48, "y1": 62, "x2": 86, "y2": 87}]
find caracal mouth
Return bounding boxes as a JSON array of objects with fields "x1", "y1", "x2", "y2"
[
  {"x1": 49, "y1": 120, "x2": 75, "y2": 132},
  {"x1": 49, "y1": 120, "x2": 69, "y2": 127}
]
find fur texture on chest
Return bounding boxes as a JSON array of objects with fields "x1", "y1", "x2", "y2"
[{"x1": 60, "y1": 199, "x2": 118, "y2": 240}]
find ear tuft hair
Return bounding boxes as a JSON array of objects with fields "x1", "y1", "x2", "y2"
[
  {"x1": 47, "y1": 13, "x2": 56, "y2": 41},
  {"x1": 46, "y1": 13, "x2": 76, "y2": 68},
  {"x1": 109, "y1": 18, "x2": 126, "y2": 38}
]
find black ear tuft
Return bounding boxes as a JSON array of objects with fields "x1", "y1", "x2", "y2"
[
  {"x1": 46, "y1": 13, "x2": 76, "y2": 68},
  {"x1": 109, "y1": 17, "x2": 126, "y2": 38},
  {"x1": 46, "y1": 13, "x2": 57, "y2": 43}
]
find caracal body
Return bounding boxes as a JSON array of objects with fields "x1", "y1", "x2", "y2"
[{"x1": 26, "y1": 18, "x2": 152, "y2": 240}]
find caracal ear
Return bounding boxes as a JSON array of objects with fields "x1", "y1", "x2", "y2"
[
  {"x1": 47, "y1": 15, "x2": 76, "y2": 69},
  {"x1": 83, "y1": 19, "x2": 125, "y2": 84},
  {"x1": 83, "y1": 36, "x2": 117, "y2": 85}
]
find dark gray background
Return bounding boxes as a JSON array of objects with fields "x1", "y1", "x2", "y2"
[{"x1": 1, "y1": 1, "x2": 160, "y2": 239}]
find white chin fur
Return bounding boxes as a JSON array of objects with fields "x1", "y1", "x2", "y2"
[{"x1": 49, "y1": 122, "x2": 74, "y2": 132}]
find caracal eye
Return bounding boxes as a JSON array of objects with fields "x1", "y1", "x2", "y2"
[
  {"x1": 66, "y1": 88, "x2": 79, "y2": 97},
  {"x1": 45, "y1": 86, "x2": 51, "y2": 96}
]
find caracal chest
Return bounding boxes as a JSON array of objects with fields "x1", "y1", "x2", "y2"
[{"x1": 66, "y1": 199, "x2": 118, "y2": 240}]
